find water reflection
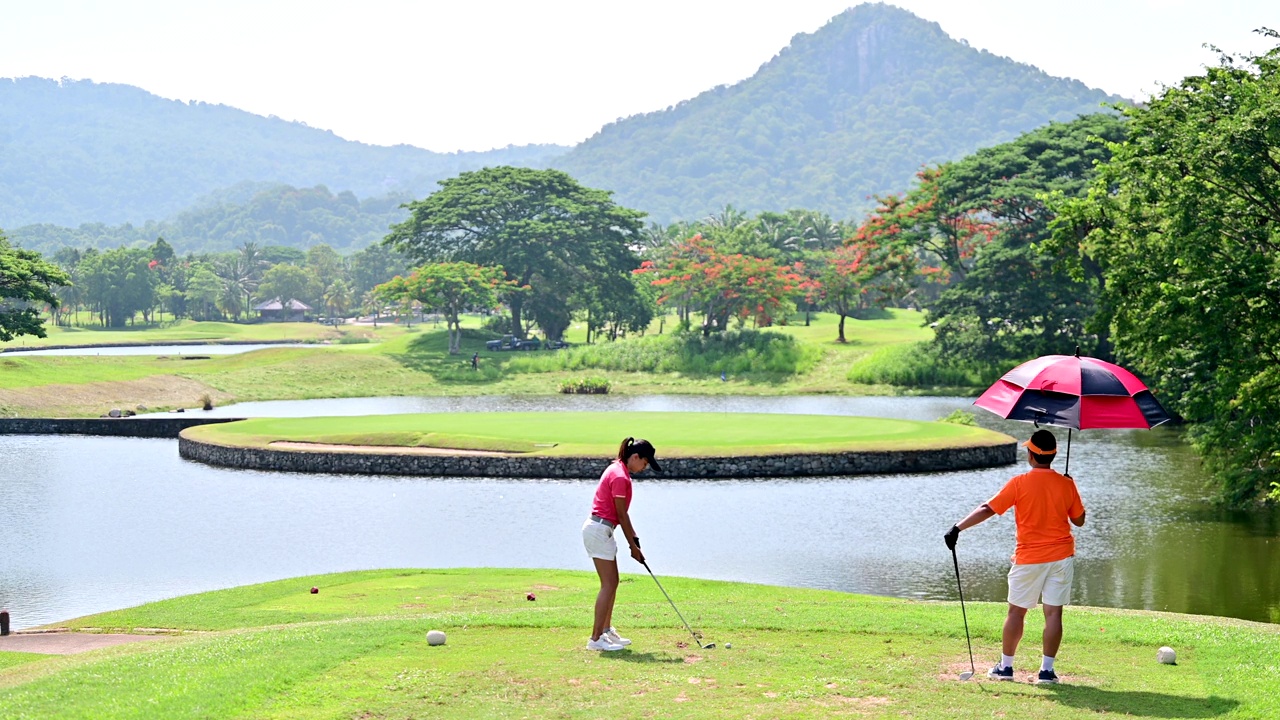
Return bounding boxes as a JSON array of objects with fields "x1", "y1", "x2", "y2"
[{"x1": 1, "y1": 396, "x2": 1276, "y2": 631}]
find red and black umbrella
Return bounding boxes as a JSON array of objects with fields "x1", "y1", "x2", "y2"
[{"x1": 974, "y1": 352, "x2": 1171, "y2": 472}]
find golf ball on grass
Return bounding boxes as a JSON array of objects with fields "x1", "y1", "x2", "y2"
[
  {"x1": 1157, "y1": 646, "x2": 1176, "y2": 664},
  {"x1": 725, "y1": 643, "x2": 732, "y2": 649},
  {"x1": 427, "y1": 630, "x2": 447, "y2": 646}
]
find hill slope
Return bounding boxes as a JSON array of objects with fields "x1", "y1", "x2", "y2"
[
  {"x1": 553, "y1": 3, "x2": 1125, "y2": 222},
  {"x1": 0, "y1": 77, "x2": 567, "y2": 228}
]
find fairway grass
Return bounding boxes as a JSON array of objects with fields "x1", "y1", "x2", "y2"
[
  {"x1": 182, "y1": 411, "x2": 1011, "y2": 457},
  {"x1": 0, "y1": 569, "x2": 1274, "y2": 719},
  {"x1": 0, "y1": 311, "x2": 950, "y2": 417}
]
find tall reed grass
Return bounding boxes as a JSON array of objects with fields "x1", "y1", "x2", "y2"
[
  {"x1": 846, "y1": 342, "x2": 985, "y2": 387},
  {"x1": 506, "y1": 330, "x2": 822, "y2": 377}
]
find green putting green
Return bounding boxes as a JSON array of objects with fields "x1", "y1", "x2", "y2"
[{"x1": 183, "y1": 411, "x2": 1011, "y2": 457}]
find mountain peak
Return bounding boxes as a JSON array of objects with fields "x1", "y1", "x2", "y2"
[{"x1": 554, "y1": 4, "x2": 1122, "y2": 222}]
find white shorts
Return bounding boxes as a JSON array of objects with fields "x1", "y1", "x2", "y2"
[
  {"x1": 582, "y1": 518, "x2": 617, "y2": 561},
  {"x1": 1007, "y1": 557, "x2": 1074, "y2": 609}
]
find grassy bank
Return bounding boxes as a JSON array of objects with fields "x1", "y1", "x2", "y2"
[
  {"x1": 182, "y1": 411, "x2": 1010, "y2": 456},
  {"x1": 0, "y1": 319, "x2": 414, "y2": 349},
  {"x1": 0, "y1": 311, "x2": 957, "y2": 417},
  {"x1": 0, "y1": 569, "x2": 1274, "y2": 718}
]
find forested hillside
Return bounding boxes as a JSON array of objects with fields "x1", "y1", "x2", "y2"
[
  {"x1": 11, "y1": 183, "x2": 409, "y2": 256},
  {"x1": 554, "y1": 3, "x2": 1126, "y2": 222},
  {"x1": 0, "y1": 77, "x2": 566, "y2": 227}
]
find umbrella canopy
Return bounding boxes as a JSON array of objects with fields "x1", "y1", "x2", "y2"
[{"x1": 974, "y1": 354, "x2": 1171, "y2": 430}]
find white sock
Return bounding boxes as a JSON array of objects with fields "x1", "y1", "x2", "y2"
[
  {"x1": 1042, "y1": 655, "x2": 1055, "y2": 672},
  {"x1": 1001, "y1": 654, "x2": 1015, "y2": 670}
]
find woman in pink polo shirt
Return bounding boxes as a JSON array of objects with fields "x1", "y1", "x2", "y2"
[{"x1": 582, "y1": 437, "x2": 662, "y2": 651}]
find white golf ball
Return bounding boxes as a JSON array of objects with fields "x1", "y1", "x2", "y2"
[
  {"x1": 725, "y1": 642, "x2": 732, "y2": 649},
  {"x1": 1157, "y1": 646, "x2": 1176, "y2": 664},
  {"x1": 426, "y1": 630, "x2": 447, "y2": 646}
]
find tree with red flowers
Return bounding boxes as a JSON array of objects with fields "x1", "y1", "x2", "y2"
[
  {"x1": 637, "y1": 234, "x2": 804, "y2": 335},
  {"x1": 855, "y1": 166, "x2": 997, "y2": 286},
  {"x1": 814, "y1": 238, "x2": 913, "y2": 343},
  {"x1": 375, "y1": 262, "x2": 513, "y2": 354}
]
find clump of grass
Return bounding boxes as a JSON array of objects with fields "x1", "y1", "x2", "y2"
[
  {"x1": 199, "y1": 393, "x2": 214, "y2": 411},
  {"x1": 336, "y1": 335, "x2": 371, "y2": 345},
  {"x1": 560, "y1": 376, "x2": 610, "y2": 394},
  {"x1": 509, "y1": 329, "x2": 821, "y2": 377},
  {"x1": 847, "y1": 342, "x2": 981, "y2": 387}
]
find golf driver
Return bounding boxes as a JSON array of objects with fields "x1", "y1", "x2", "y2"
[
  {"x1": 642, "y1": 561, "x2": 715, "y2": 650},
  {"x1": 950, "y1": 545, "x2": 977, "y2": 680}
]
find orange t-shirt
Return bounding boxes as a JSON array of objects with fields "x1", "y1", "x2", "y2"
[{"x1": 986, "y1": 468, "x2": 1085, "y2": 565}]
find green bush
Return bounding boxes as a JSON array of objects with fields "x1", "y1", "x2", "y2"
[
  {"x1": 559, "y1": 376, "x2": 611, "y2": 394},
  {"x1": 336, "y1": 335, "x2": 371, "y2": 344},
  {"x1": 939, "y1": 409, "x2": 977, "y2": 425},
  {"x1": 507, "y1": 329, "x2": 821, "y2": 377},
  {"x1": 482, "y1": 315, "x2": 512, "y2": 335},
  {"x1": 846, "y1": 342, "x2": 982, "y2": 387}
]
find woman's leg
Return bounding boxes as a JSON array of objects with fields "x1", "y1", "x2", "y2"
[{"x1": 591, "y1": 557, "x2": 620, "y2": 641}]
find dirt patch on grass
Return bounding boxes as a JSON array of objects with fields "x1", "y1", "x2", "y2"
[{"x1": 0, "y1": 376, "x2": 229, "y2": 417}]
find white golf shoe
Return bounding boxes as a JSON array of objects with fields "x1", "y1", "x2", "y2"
[
  {"x1": 604, "y1": 627, "x2": 631, "y2": 646},
  {"x1": 586, "y1": 636, "x2": 625, "y2": 651}
]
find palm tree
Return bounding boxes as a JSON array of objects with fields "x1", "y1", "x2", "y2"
[
  {"x1": 324, "y1": 279, "x2": 353, "y2": 322},
  {"x1": 705, "y1": 204, "x2": 748, "y2": 231}
]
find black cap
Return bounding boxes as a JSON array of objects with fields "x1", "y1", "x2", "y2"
[
  {"x1": 1021, "y1": 429, "x2": 1058, "y2": 456},
  {"x1": 631, "y1": 438, "x2": 662, "y2": 473}
]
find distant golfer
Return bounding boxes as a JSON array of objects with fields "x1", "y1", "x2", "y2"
[
  {"x1": 945, "y1": 428, "x2": 1086, "y2": 684},
  {"x1": 471, "y1": 352, "x2": 479, "y2": 371},
  {"x1": 582, "y1": 437, "x2": 661, "y2": 651}
]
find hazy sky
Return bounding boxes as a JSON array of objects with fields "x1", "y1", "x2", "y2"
[{"x1": 1, "y1": 1, "x2": 1274, "y2": 152}]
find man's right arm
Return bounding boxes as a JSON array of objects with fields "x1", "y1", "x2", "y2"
[{"x1": 1071, "y1": 509, "x2": 1086, "y2": 527}]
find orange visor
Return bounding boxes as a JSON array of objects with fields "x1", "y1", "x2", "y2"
[{"x1": 1021, "y1": 439, "x2": 1057, "y2": 455}]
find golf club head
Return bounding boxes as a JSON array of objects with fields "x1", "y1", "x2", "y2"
[
  {"x1": 702, "y1": 642, "x2": 716, "y2": 649},
  {"x1": 959, "y1": 671, "x2": 974, "y2": 681}
]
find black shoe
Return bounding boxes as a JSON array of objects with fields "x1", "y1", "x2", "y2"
[
  {"x1": 1035, "y1": 669, "x2": 1059, "y2": 685},
  {"x1": 987, "y1": 665, "x2": 1014, "y2": 681}
]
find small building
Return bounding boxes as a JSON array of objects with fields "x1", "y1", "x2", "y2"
[{"x1": 254, "y1": 298, "x2": 313, "y2": 322}]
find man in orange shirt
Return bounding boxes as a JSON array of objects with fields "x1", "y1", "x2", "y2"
[{"x1": 944, "y1": 429, "x2": 1086, "y2": 684}]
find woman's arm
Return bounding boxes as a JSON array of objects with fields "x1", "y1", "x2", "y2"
[{"x1": 614, "y1": 496, "x2": 645, "y2": 564}]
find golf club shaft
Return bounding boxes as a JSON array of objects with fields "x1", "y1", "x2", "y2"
[
  {"x1": 643, "y1": 562, "x2": 704, "y2": 647},
  {"x1": 951, "y1": 546, "x2": 976, "y2": 675}
]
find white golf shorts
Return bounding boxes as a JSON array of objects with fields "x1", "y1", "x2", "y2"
[
  {"x1": 1007, "y1": 557, "x2": 1074, "y2": 609},
  {"x1": 582, "y1": 518, "x2": 617, "y2": 561}
]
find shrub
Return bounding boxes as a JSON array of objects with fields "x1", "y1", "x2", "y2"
[
  {"x1": 507, "y1": 329, "x2": 821, "y2": 377},
  {"x1": 560, "y1": 376, "x2": 611, "y2": 394},
  {"x1": 939, "y1": 409, "x2": 977, "y2": 425},
  {"x1": 482, "y1": 315, "x2": 513, "y2": 335}
]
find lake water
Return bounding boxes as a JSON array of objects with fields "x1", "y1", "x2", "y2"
[{"x1": 2, "y1": 395, "x2": 1276, "y2": 630}]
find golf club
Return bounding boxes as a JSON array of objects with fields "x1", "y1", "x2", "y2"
[
  {"x1": 950, "y1": 545, "x2": 977, "y2": 681},
  {"x1": 642, "y1": 561, "x2": 715, "y2": 650}
]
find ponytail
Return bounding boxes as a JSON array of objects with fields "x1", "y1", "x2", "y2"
[{"x1": 616, "y1": 437, "x2": 635, "y2": 462}]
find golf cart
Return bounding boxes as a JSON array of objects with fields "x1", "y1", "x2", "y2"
[{"x1": 485, "y1": 334, "x2": 541, "y2": 351}]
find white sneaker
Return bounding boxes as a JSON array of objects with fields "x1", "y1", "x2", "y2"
[
  {"x1": 604, "y1": 627, "x2": 631, "y2": 646},
  {"x1": 586, "y1": 636, "x2": 625, "y2": 651}
]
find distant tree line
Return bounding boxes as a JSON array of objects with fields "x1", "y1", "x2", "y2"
[{"x1": 46, "y1": 238, "x2": 411, "y2": 328}]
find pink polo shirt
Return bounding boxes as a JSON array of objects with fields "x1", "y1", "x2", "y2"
[{"x1": 591, "y1": 459, "x2": 632, "y2": 523}]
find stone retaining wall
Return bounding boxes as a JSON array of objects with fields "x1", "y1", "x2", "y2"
[
  {"x1": 0, "y1": 417, "x2": 242, "y2": 439},
  {"x1": 179, "y1": 433, "x2": 1016, "y2": 479}
]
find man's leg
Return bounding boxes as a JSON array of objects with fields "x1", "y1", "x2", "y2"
[
  {"x1": 1003, "y1": 603, "x2": 1028, "y2": 657},
  {"x1": 1042, "y1": 603, "x2": 1063, "y2": 658}
]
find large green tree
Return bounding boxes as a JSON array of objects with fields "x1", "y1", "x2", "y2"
[
  {"x1": 0, "y1": 232, "x2": 70, "y2": 341},
  {"x1": 384, "y1": 167, "x2": 646, "y2": 339},
  {"x1": 376, "y1": 263, "x2": 510, "y2": 354},
  {"x1": 78, "y1": 247, "x2": 157, "y2": 327},
  {"x1": 1055, "y1": 35, "x2": 1280, "y2": 505}
]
